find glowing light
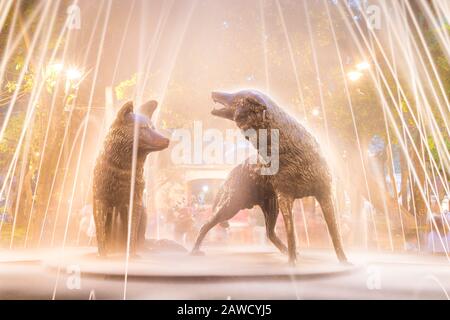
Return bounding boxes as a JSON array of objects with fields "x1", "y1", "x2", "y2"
[
  {"x1": 46, "y1": 63, "x2": 64, "y2": 79},
  {"x1": 311, "y1": 108, "x2": 320, "y2": 117},
  {"x1": 202, "y1": 185, "x2": 209, "y2": 193},
  {"x1": 48, "y1": 63, "x2": 63, "y2": 73},
  {"x1": 348, "y1": 71, "x2": 363, "y2": 82},
  {"x1": 356, "y1": 61, "x2": 370, "y2": 71},
  {"x1": 65, "y1": 68, "x2": 82, "y2": 81}
]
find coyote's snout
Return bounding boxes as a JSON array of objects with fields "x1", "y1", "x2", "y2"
[
  {"x1": 211, "y1": 91, "x2": 236, "y2": 120},
  {"x1": 134, "y1": 102, "x2": 170, "y2": 152}
]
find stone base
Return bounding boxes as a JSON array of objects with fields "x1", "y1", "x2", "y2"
[{"x1": 40, "y1": 246, "x2": 358, "y2": 280}]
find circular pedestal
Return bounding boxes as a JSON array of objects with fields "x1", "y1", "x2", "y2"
[{"x1": 40, "y1": 247, "x2": 359, "y2": 280}]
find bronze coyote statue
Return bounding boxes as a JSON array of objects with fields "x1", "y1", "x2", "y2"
[
  {"x1": 193, "y1": 90, "x2": 348, "y2": 264},
  {"x1": 93, "y1": 100, "x2": 169, "y2": 256}
]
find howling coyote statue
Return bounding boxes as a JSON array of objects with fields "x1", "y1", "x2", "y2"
[{"x1": 200, "y1": 89, "x2": 348, "y2": 264}]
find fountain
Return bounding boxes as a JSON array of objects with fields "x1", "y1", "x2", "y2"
[{"x1": 0, "y1": 0, "x2": 449, "y2": 300}]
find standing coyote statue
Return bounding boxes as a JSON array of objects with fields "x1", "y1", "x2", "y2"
[{"x1": 93, "y1": 100, "x2": 169, "y2": 256}]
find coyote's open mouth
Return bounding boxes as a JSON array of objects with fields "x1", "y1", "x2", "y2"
[{"x1": 211, "y1": 91, "x2": 235, "y2": 120}]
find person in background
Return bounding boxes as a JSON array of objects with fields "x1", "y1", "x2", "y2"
[{"x1": 174, "y1": 207, "x2": 194, "y2": 245}]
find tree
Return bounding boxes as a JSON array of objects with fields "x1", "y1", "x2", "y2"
[{"x1": 0, "y1": 0, "x2": 78, "y2": 247}]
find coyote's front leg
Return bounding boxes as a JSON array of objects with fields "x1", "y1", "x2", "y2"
[{"x1": 93, "y1": 200, "x2": 107, "y2": 257}]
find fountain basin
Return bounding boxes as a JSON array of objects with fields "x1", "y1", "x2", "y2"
[{"x1": 38, "y1": 246, "x2": 360, "y2": 281}]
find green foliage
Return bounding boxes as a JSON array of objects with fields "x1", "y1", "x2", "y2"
[
  {"x1": 114, "y1": 73, "x2": 137, "y2": 101},
  {"x1": 0, "y1": 114, "x2": 25, "y2": 168},
  {"x1": 0, "y1": 223, "x2": 26, "y2": 246},
  {"x1": 427, "y1": 136, "x2": 450, "y2": 175}
]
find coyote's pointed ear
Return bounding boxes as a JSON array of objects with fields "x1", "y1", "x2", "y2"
[
  {"x1": 138, "y1": 100, "x2": 158, "y2": 120},
  {"x1": 117, "y1": 101, "x2": 134, "y2": 121}
]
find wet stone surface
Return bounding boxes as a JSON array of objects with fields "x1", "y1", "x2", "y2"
[{"x1": 0, "y1": 247, "x2": 449, "y2": 299}]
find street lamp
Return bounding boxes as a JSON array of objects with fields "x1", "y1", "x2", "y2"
[
  {"x1": 65, "y1": 67, "x2": 82, "y2": 81},
  {"x1": 46, "y1": 63, "x2": 82, "y2": 79},
  {"x1": 45, "y1": 63, "x2": 84, "y2": 89},
  {"x1": 348, "y1": 60, "x2": 370, "y2": 82},
  {"x1": 45, "y1": 63, "x2": 85, "y2": 112},
  {"x1": 45, "y1": 63, "x2": 63, "y2": 80},
  {"x1": 348, "y1": 71, "x2": 363, "y2": 82},
  {"x1": 311, "y1": 108, "x2": 320, "y2": 117},
  {"x1": 64, "y1": 66, "x2": 83, "y2": 93}
]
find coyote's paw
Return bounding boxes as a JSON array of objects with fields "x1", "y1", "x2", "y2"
[{"x1": 190, "y1": 250, "x2": 205, "y2": 256}]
